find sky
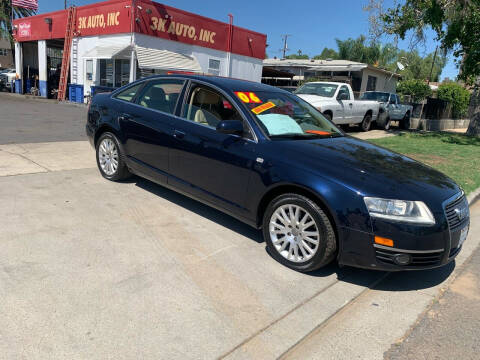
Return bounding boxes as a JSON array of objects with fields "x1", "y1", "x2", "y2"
[{"x1": 38, "y1": 0, "x2": 459, "y2": 80}]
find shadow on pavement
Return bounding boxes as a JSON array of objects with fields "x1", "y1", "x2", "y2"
[{"x1": 127, "y1": 175, "x2": 456, "y2": 292}]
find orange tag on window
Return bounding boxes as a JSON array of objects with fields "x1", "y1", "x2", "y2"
[
  {"x1": 306, "y1": 130, "x2": 332, "y2": 135},
  {"x1": 235, "y1": 91, "x2": 262, "y2": 103},
  {"x1": 251, "y1": 102, "x2": 276, "y2": 114}
]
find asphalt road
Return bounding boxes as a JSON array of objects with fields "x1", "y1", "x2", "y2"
[
  {"x1": 0, "y1": 93, "x2": 86, "y2": 144},
  {"x1": 385, "y1": 235, "x2": 480, "y2": 360}
]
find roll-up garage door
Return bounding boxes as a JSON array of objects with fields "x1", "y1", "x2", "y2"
[{"x1": 135, "y1": 46, "x2": 202, "y2": 73}]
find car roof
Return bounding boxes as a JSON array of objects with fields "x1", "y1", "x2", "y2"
[
  {"x1": 303, "y1": 82, "x2": 345, "y2": 86},
  {"x1": 140, "y1": 74, "x2": 285, "y2": 94}
]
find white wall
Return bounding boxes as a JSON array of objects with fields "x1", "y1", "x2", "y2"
[
  {"x1": 74, "y1": 33, "x2": 132, "y2": 87},
  {"x1": 360, "y1": 68, "x2": 398, "y2": 93},
  {"x1": 134, "y1": 33, "x2": 262, "y2": 82}
]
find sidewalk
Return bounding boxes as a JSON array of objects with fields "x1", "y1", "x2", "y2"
[{"x1": 385, "y1": 239, "x2": 480, "y2": 360}]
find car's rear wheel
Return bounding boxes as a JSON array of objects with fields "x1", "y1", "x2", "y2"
[
  {"x1": 360, "y1": 113, "x2": 372, "y2": 132},
  {"x1": 96, "y1": 132, "x2": 131, "y2": 181},
  {"x1": 323, "y1": 112, "x2": 332, "y2": 121},
  {"x1": 401, "y1": 112, "x2": 411, "y2": 130},
  {"x1": 263, "y1": 194, "x2": 337, "y2": 272}
]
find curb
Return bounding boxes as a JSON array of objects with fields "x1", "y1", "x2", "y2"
[
  {"x1": 467, "y1": 187, "x2": 480, "y2": 206},
  {"x1": 0, "y1": 92, "x2": 87, "y2": 107}
]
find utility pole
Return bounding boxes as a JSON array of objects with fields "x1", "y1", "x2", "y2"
[
  {"x1": 280, "y1": 34, "x2": 291, "y2": 59},
  {"x1": 428, "y1": 46, "x2": 438, "y2": 84}
]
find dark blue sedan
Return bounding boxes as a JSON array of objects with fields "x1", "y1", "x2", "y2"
[{"x1": 86, "y1": 75, "x2": 470, "y2": 272}]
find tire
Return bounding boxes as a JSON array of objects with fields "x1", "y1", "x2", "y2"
[
  {"x1": 360, "y1": 113, "x2": 373, "y2": 132},
  {"x1": 96, "y1": 132, "x2": 131, "y2": 181},
  {"x1": 401, "y1": 112, "x2": 411, "y2": 130},
  {"x1": 382, "y1": 117, "x2": 391, "y2": 131},
  {"x1": 262, "y1": 193, "x2": 337, "y2": 272},
  {"x1": 323, "y1": 112, "x2": 332, "y2": 121}
]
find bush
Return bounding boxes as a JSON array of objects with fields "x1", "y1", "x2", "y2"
[
  {"x1": 437, "y1": 82, "x2": 472, "y2": 119},
  {"x1": 397, "y1": 79, "x2": 432, "y2": 102}
]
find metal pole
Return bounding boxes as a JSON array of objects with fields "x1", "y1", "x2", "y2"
[{"x1": 428, "y1": 46, "x2": 438, "y2": 84}]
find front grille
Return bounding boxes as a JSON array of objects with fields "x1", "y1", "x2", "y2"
[
  {"x1": 375, "y1": 247, "x2": 443, "y2": 267},
  {"x1": 445, "y1": 195, "x2": 468, "y2": 230}
]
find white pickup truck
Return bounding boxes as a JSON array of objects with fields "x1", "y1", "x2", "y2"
[{"x1": 295, "y1": 82, "x2": 381, "y2": 131}]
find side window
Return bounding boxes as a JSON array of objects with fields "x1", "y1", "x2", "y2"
[
  {"x1": 338, "y1": 86, "x2": 350, "y2": 100},
  {"x1": 114, "y1": 83, "x2": 144, "y2": 102},
  {"x1": 395, "y1": 95, "x2": 400, "y2": 104},
  {"x1": 182, "y1": 86, "x2": 243, "y2": 129},
  {"x1": 136, "y1": 80, "x2": 184, "y2": 114}
]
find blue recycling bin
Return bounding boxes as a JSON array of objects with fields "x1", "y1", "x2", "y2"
[{"x1": 68, "y1": 84, "x2": 84, "y2": 103}]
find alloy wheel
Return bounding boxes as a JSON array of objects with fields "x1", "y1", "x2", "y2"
[
  {"x1": 269, "y1": 204, "x2": 320, "y2": 263},
  {"x1": 98, "y1": 138, "x2": 119, "y2": 176}
]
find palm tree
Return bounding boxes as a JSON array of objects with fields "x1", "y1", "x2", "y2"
[{"x1": 0, "y1": 0, "x2": 36, "y2": 60}]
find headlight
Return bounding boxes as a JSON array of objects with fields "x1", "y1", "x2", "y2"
[{"x1": 364, "y1": 197, "x2": 435, "y2": 225}]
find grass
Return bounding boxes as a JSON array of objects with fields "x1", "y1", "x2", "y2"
[{"x1": 368, "y1": 131, "x2": 480, "y2": 195}]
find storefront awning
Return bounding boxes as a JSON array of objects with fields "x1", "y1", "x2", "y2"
[
  {"x1": 82, "y1": 45, "x2": 132, "y2": 59},
  {"x1": 135, "y1": 46, "x2": 202, "y2": 73}
]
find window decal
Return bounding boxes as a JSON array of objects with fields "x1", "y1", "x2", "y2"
[
  {"x1": 251, "y1": 102, "x2": 276, "y2": 114},
  {"x1": 235, "y1": 91, "x2": 262, "y2": 103}
]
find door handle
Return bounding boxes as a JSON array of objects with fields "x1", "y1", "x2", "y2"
[
  {"x1": 349, "y1": 103, "x2": 353, "y2": 107},
  {"x1": 173, "y1": 130, "x2": 186, "y2": 139},
  {"x1": 118, "y1": 114, "x2": 131, "y2": 122}
]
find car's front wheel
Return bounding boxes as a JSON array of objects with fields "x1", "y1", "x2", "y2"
[
  {"x1": 96, "y1": 132, "x2": 131, "y2": 181},
  {"x1": 263, "y1": 194, "x2": 337, "y2": 272}
]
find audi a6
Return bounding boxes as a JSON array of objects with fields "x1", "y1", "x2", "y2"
[{"x1": 86, "y1": 75, "x2": 470, "y2": 272}]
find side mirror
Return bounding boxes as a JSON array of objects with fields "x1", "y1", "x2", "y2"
[
  {"x1": 337, "y1": 92, "x2": 348, "y2": 101},
  {"x1": 216, "y1": 120, "x2": 244, "y2": 135}
]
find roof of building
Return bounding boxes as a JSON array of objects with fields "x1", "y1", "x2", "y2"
[{"x1": 263, "y1": 58, "x2": 401, "y2": 78}]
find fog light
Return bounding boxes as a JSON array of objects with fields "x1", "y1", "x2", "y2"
[{"x1": 394, "y1": 253, "x2": 412, "y2": 265}]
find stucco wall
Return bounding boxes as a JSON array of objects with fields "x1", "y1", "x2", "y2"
[{"x1": 360, "y1": 68, "x2": 397, "y2": 93}]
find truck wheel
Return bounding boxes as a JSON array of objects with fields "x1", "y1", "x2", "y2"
[
  {"x1": 382, "y1": 117, "x2": 391, "y2": 130},
  {"x1": 360, "y1": 113, "x2": 372, "y2": 132},
  {"x1": 401, "y1": 112, "x2": 411, "y2": 130}
]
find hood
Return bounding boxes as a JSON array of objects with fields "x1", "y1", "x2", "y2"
[
  {"x1": 269, "y1": 136, "x2": 460, "y2": 209},
  {"x1": 297, "y1": 94, "x2": 334, "y2": 104}
]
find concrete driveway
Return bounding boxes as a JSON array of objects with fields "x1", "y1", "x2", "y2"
[{"x1": 0, "y1": 94, "x2": 478, "y2": 359}]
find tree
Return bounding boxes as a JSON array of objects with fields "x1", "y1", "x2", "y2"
[
  {"x1": 313, "y1": 48, "x2": 338, "y2": 60},
  {"x1": 438, "y1": 82, "x2": 471, "y2": 119},
  {"x1": 285, "y1": 53, "x2": 309, "y2": 59},
  {"x1": 395, "y1": 49, "x2": 447, "y2": 81},
  {"x1": 0, "y1": 0, "x2": 36, "y2": 60},
  {"x1": 372, "y1": 0, "x2": 480, "y2": 136},
  {"x1": 397, "y1": 79, "x2": 433, "y2": 102}
]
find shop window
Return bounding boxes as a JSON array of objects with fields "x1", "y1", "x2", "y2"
[
  {"x1": 115, "y1": 59, "x2": 130, "y2": 88},
  {"x1": 86, "y1": 60, "x2": 93, "y2": 81},
  {"x1": 0, "y1": 48, "x2": 8, "y2": 56},
  {"x1": 366, "y1": 75, "x2": 377, "y2": 91},
  {"x1": 99, "y1": 59, "x2": 114, "y2": 87},
  {"x1": 136, "y1": 79, "x2": 184, "y2": 114},
  {"x1": 208, "y1": 59, "x2": 220, "y2": 76}
]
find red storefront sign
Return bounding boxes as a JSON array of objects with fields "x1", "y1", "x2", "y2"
[
  {"x1": 12, "y1": 0, "x2": 266, "y2": 60},
  {"x1": 18, "y1": 22, "x2": 31, "y2": 37}
]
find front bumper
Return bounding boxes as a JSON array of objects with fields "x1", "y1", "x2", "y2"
[{"x1": 338, "y1": 223, "x2": 467, "y2": 271}]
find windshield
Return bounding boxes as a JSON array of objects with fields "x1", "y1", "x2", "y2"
[
  {"x1": 294, "y1": 83, "x2": 338, "y2": 97},
  {"x1": 235, "y1": 90, "x2": 343, "y2": 140},
  {"x1": 361, "y1": 92, "x2": 390, "y2": 102}
]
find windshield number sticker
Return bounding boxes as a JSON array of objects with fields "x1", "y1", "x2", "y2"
[
  {"x1": 235, "y1": 92, "x2": 262, "y2": 103},
  {"x1": 251, "y1": 102, "x2": 276, "y2": 115}
]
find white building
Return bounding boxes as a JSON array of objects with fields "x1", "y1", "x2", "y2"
[
  {"x1": 12, "y1": 0, "x2": 267, "y2": 101},
  {"x1": 263, "y1": 58, "x2": 401, "y2": 95}
]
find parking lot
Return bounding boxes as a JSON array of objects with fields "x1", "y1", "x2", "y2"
[{"x1": 1, "y1": 93, "x2": 479, "y2": 359}]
